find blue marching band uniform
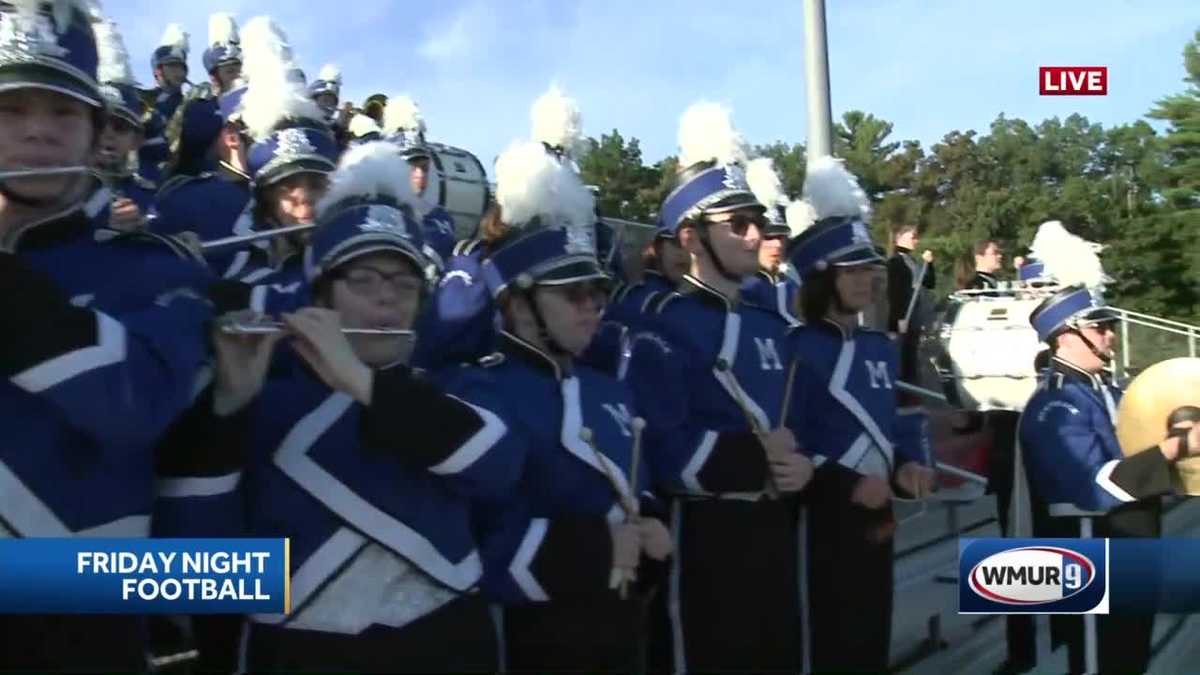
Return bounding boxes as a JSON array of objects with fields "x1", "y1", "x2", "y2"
[{"x1": 3, "y1": 4, "x2": 1193, "y2": 674}]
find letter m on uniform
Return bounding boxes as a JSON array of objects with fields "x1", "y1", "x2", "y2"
[
  {"x1": 754, "y1": 338, "x2": 784, "y2": 371},
  {"x1": 865, "y1": 361, "x2": 892, "y2": 389}
]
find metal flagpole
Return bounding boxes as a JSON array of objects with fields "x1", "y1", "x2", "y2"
[{"x1": 800, "y1": 2, "x2": 832, "y2": 671}]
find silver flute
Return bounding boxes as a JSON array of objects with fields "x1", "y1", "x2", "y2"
[
  {"x1": 0, "y1": 166, "x2": 93, "y2": 179},
  {"x1": 201, "y1": 223, "x2": 318, "y2": 251},
  {"x1": 220, "y1": 321, "x2": 414, "y2": 336}
]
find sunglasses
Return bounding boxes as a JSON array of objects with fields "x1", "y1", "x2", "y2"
[{"x1": 703, "y1": 212, "x2": 768, "y2": 236}]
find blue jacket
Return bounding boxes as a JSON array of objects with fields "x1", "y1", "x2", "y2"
[
  {"x1": 439, "y1": 333, "x2": 649, "y2": 604},
  {"x1": 152, "y1": 170, "x2": 254, "y2": 278},
  {"x1": 412, "y1": 238, "x2": 496, "y2": 370},
  {"x1": 1, "y1": 187, "x2": 214, "y2": 538},
  {"x1": 785, "y1": 319, "x2": 928, "y2": 479},
  {"x1": 1019, "y1": 357, "x2": 1172, "y2": 514},
  {"x1": 622, "y1": 276, "x2": 795, "y2": 496},
  {"x1": 741, "y1": 268, "x2": 800, "y2": 326},
  {"x1": 155, "y1": 355, "x2": 516, "y2": 635}
]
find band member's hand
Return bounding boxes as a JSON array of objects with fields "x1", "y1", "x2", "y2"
[
  {"x1": 897, "y1": 319, "x2": 909, "y2": 335},
  {"x1": 895, "y1": 461, "x2": 935, "y2": 498},
  {"x1": 851, "y1": 475, "x2": 893, "y2": 509},
  {"x1": 769, "y1": 451, "x2": 814, "y2": 493},
  {"x1": 109, "y1": 198, "x2": 145, "y2": 232},
  {"x1": 175, "y1": 231, "x2": 204, "y2": 258},
  {"x1": 762, "y1": 428, "x2": 798, "y2": 460},
  {"x1": 211, "y1": 312, "x2": 284, "y2": 416},
  {"x1": 611, "y1": 522, "x2": 640, "y2": 575},
  {"x1": 637, "y1": 518, "x2": 673, "y2": 561},
  {"x1": 1161, "y1": 420, "x2": 1200, "y2": 461},
  {"x1": 282, "y1": 308, "x2": 373, "y2": 405},
  {"x1": 921, "y1": 249, "x2": 934, "y2": 264},
  {"x1": 1013, "y1": 256, "x2": 1026, "y2": 270}
]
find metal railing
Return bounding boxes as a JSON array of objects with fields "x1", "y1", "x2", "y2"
[{"x1": 1109, "y1": 307, "x2": 1200, "y2": 380}]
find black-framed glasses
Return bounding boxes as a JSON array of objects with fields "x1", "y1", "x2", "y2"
[
  {"x1": 334, "y1": 266, "x2": 423, "y2": 296},
  {"x1": 704, "y1": 212, "x2": 768, "y2": 236}
]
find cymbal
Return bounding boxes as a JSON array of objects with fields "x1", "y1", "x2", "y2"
[{"x1": 1116, "y1": 357, "x2": 1200, "y2": 494}]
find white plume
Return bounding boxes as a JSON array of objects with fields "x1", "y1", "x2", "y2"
[
  {"x1": 746, "y1": 157, "x2": 786, "y2": 209},
  {"x1": 530, "y1": 84, "x2": 582, "y2": 153},
  {"x1": 382, "y1": 95, "x2": 425, "y2": 135},
  {"x1": 240, "y1": 16, "x2": 293, "y2": 82},
  {"x1": 1030, "y1": 220, "x2": 1109, "y2": 289},
  {"x1": 157, "y1": 22, "x2": 188, "y2": 51},
  {"x1": 318, "y1": 141, "x2": 415, "y2": 215},
  {"x1": 785, "y1": 199, "x2": 819, "y2": 236},
  {"x1": 208, "y1": 12, "x2": 238, "y2": 47},
  {"x1": 348, "y1": 113, "x2": 380, "y2": 139},
  {"x1": 317, "y1": 63, "x2": 341, "y2": 84},
  {"x1": 494, "y1": 138, "x2": 595, "y2": 232},
  {"x1": 93, "y1": 17, "x2": 135, "y2": 84},
  {"x1": 677, "y1": 101, "x2": 747, "y2": 169},
  {"x1": 801, "y1": 156, "x2": 872, "y2": 223},
  {"x1": 237, "y1": 20, "x2": 323, "y2": 141}
]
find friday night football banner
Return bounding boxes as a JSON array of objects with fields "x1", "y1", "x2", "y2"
[
  {"x1": 0, "y1": 539, "x2": 288, "y2": 613},
  {"x1": 960, "y1": 538, "x2": 1200, "y2": 615}
]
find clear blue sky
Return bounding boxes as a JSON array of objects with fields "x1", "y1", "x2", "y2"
[{"x1": 108, "y1": 0, "x2": 1200, "y2": 173}]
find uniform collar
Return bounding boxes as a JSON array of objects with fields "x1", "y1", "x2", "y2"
[
  {"x1": 817, "y1": 316, "x2": 859, "y2": 342},
  {"x1": 2, "y1": 186, "x2": 111, "y2": 252},
  {"x1": 679, "y1": 274, "x2": 735, "y2": 311},
  {"x1": 757, "y1": 268, "x2": 780, "y2": 284},
  {"x1": 499, "y1": 330, "x2": 567, "y2": 381},
  {"x1": 976, "y1": 271, "x2": 998, "y2": 286},
  {"x1": 1050, "y1": 356, "x2": 1107, "y2": 392}
]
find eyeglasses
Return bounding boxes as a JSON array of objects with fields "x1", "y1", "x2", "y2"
[
  {"x1": 335, "y1": 266, "x2": 423, "y2": 296},
  {"x1": 704, "y1": 212, "x2": 768, "y2": 236}
]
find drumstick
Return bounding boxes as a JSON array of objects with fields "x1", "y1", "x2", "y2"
[
  {"x1": 620, "y1": 418, "x2": 647, "y2": 600},
  {"x1": 717, "y1": 359, "x2": 781, "y2": 498},
  {"x1": 580, "y1": 427, "x2": 639, "y2": 594},
  {"x1": 900, "y1": 260, "x2": 928, "y2": 333}
]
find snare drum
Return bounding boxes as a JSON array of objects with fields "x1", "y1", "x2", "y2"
[{"x1": 426, "y1": 143, "x2": 490, "y2": 238}]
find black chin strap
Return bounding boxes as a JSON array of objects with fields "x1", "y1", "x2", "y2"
[
  {"x1": 0, "y1": 172, "x2": 88, "y2": 209},
  {"x1": 697, "y1": 225, "x2": 742, "y2": 285},
  {"x1": 524, "y1": 289, "x2": 571, "y2": 357},
  {"x1": 1070, "y1": 327, "x2": 1113, "y2": 364}
]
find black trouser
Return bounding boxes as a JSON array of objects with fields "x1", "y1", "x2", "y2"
[
  {"x1": 806, "y1": 465, "x2": 894, "y2": 673},
  {"x1": 246, "y1": 594, "x2": 497, "y2": 673},
  {"x1": 0, "y1": 614, "x2": 146, "y2": 672},
  {"x1": 506, "y1": 592, "x2": 647, "y2": 673},
  {"x1": 653, "y1": 495, "x2": 802, "y2": 673},
  {"x1": 986, "y1": 410, "x2": 1037, "y2": 668},
  {"x1": 1034, "y1": 498, "x2": 1162, "y2": 674}
]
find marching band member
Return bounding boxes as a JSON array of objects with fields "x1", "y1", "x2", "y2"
[
  {"x1": 955, "y1": 238, "x2": 1004, "y2": 293},
  {"x1": 437, "y1": 138, "x2": 671, "y2": 672},
  {"x1": 622, "y1": 102, "x2": 812, "y2": 672},
  {"x1": 886, "y1": 223, "x2": 936, "y2": 397},
  {"x1": 742, "y1": 157, "x2": 806, "y2": 325},
  {"x1": 785, "y1": 156, "x2": 935, "y2": 673},
  {"x1": 383, "y1": 95, "x2": 457, "y2": 264},
  {"x1": 606, "y1": 219, "x2": 687, "y2": 326},
  {"x1": 0, "y1": 2, "x2": 216, "y2": 667},
  {"x1": 1018, "y1": 224, "x2": 1183, "y2": 673},
  {"x1": 91, "y1": 17, "x2": 157, "y2": 226},
  {"x1": 137, "y1": 23, "x2": 189, "y2": 183},
  {"x1": 308, "y1": 64, "x2": 342, "y2": 121},
  {"x1": 201, "y1": 13, "x2": 242, "y2": 97},
  {"x1": 160, "y1": 143, "x2": 510, "y2": 672}
]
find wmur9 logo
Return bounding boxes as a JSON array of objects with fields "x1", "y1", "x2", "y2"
[{"x1": 960, "y1": 539, "x2": 1109, "y2": 614}]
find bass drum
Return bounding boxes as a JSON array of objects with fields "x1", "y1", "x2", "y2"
[
  {"x1": 920, "y1": 288, "x2": 1051, "y2": 411},
  {"x1": 426, "y1": 142, "x2": 491, "y2": 239}
]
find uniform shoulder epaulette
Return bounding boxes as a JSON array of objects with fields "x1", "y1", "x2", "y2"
[
  {"x1": 476, "y1": 352, "x2": 506, "y2": 368},
  {"x1": 453, "y1": 238, "x2": 484, "y2": 257},
  {"x1": 155, "y1": 172, "x2": 213, "y2": 201}
]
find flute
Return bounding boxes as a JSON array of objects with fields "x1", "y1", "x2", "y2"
[
  {"x1": 0, "y1": 166, "x2": 93, "y2": 179},
  {"x1": 219, "y1": 321, "x2": 414, "y2": 336},
  {"x1": 200, "y1": 223, "x2": 318, "y2": 251}
]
